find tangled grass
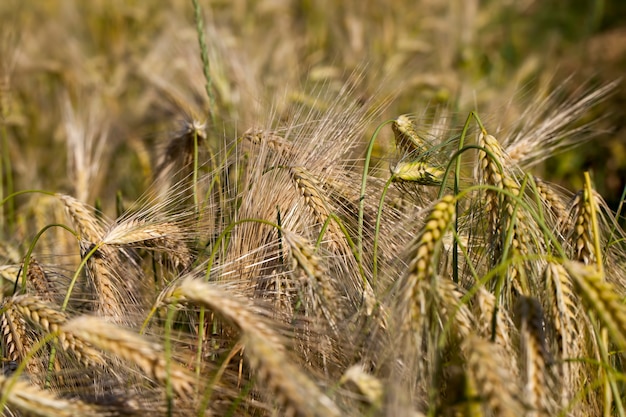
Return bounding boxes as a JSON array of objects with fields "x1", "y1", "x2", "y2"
[{"x1": 0, "y1": 1, "x2": 625, "y2": 416}]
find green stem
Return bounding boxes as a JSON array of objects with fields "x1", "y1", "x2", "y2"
[
  {"x1": 358, "y1": 120, "x2": 394, "y2": 271},
  {"x1": 191, "y1": 0, "x2": 217, "y2": 126}
]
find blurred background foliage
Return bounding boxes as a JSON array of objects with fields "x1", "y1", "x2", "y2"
[{"x1": 0, "y1": 0, "x2": 624, "y2": 215}]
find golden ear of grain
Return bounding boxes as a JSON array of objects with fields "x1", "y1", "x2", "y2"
[
  {"x1": 436, "y1": 278, "x2": 474, "y2": 340},
  {"x1": 565, "y1": 261, "x2": 626, "y2": 350},
  {"x1": 544, "y1": 262, "x2": 582, "y2": 408},
  {"x1": 289, "y1": 166, "x2": 343, "y2": 248},
  {"x1": 514, "y1": 296, "x2": 555, "y2": 416},
  {"x1": 533, "y1": 177, "x2": 568, "y2": 227},
  {"x1": 340, "y1": 364, "x2": 383, "y2": 410},
  {"x1": 242, "y1": 128, "x2": 293, "y2": 155},
  {"x1": 395, "y1": 195, "x2": 456, "y2": 335},
  {"x1": 409, "y1": 195, "x2": 456, "y2": 283},
  {"x1": 478, "y1": 133, "x2": 535, "y2": 298},
  {"x1": 0, "y1": 373, "x2": 102, "y2": 417},
  {"x1": 25, "y1": 258, "x2": 55, "y2": 302},
  {"x1": 56, "y1": 194, "x2": 104, "y2": 243},
  {"x1": 1, "y1": 306, "x2": 29, "y2": 362},
  {"x1": 463, "y1": 335, "x2": 525, "y2": 417},
  {"x1": 282, "y1": 230, "x2": 342, "y2": 333},
  {"x1": 474, "y1": 287, "x2": 516, "y2": 351},
  {"x1": 567, "y1": 190, "x2": 596, "y2": 265},
  {"x1": 101, "y1": 219, "x2": 192, "y2": 270},
  {"x1": 62, "y1": 315, "x2": 195, "y2": 398},
  {"x1": 83, "y1": 250, "x2": 130, "y2": 323},
  {"x1": 6, "y1": 295, "x2": 105, "y2": 367},
  {"x1": 167, "y1": 278, "x2": 341, "y2": 417}
]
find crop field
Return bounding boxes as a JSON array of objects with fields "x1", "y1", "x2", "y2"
[{"x1": 0, "y1": 1, "x2": 625, "y2": 416}]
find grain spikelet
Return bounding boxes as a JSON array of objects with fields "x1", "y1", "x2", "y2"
[
  {"x1": 101, "y1": 218, "x2": 192, "y2": 270},
  {"x1": 1, "y1": 306, "x2": 28, "y2": 362},
  {"x1": 478, "y1": 133, "x2": 532, "y2": 296},
  {"x1": 533, "y1": 177, "x2": 568, "y2": 227},
  {"x1": 391, "y1": 115, "x2": 428, "y2": 156},
  {"x1": 56, "y1": 194, "x2": 104, "y2": 242},
  {"x1": 390, "y1": 160, "x2": 444, "y2": 186},
  {"x1": 544, "y1": 262, "x2": 581, "y2": 407},
  {"x1": 565, "y1": 261, "x2": 626, "y2": 350},
  {"x1": 166, "y1": 277, "x2": 341, "y2": 417},
  {"x1": 82, "y1": 250, "x2": 130, "y2": 323},
  {"x1": 477, "y1": 133, "x2": 507, "y2": 252},
  {"x1": 289, "y1": 166, "x2": 343, "y2": 248},
  {"x1": 26, "y1": 258, "x2": 55, "y2": 303},
  {"x1": 62, "y1": 315, "x2": 195, "y2": 397},
  {"x1": 504, "y1": 81, "x2": 617, "y2": 168},
  {"x1": 567, "y1": 190, "x2": 596, "y2": 264},
  {"x1": 514, "y1": 296, "x2": 555, "y2": 416},
  {"x1": 396, "y1": 195, "x2": 455, "y2": 334},
  {"x1": 56, "y1": 193, "x2": 134, "y2": 321},
  {"x1": 436, "y1": 278, "x2": 474, "y2": 339},
  {"x1": 242, "y1": 128, "x2": 293, "y2": 155},
  {"x1": 474, "y1": 287, "x2": 515, "y2": 351},
  {"x1": 340, "y1": 364, "x2": 383, "y2": 410},
  {"x1": 282, "y1": 230, "x2": 342, "y2": 332},
  {"x1": 5, "y1": 295, "x2": 105, "y2": 367},
  {"x1": 155, "y1": 118, "x2": 206, "y2": 187},
  {"x1": 464, "y1": 335, "x2": 525, "y2": 417},
  {"x1": 0, "y1": 373, "x2": 102, "y2": 417}
]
